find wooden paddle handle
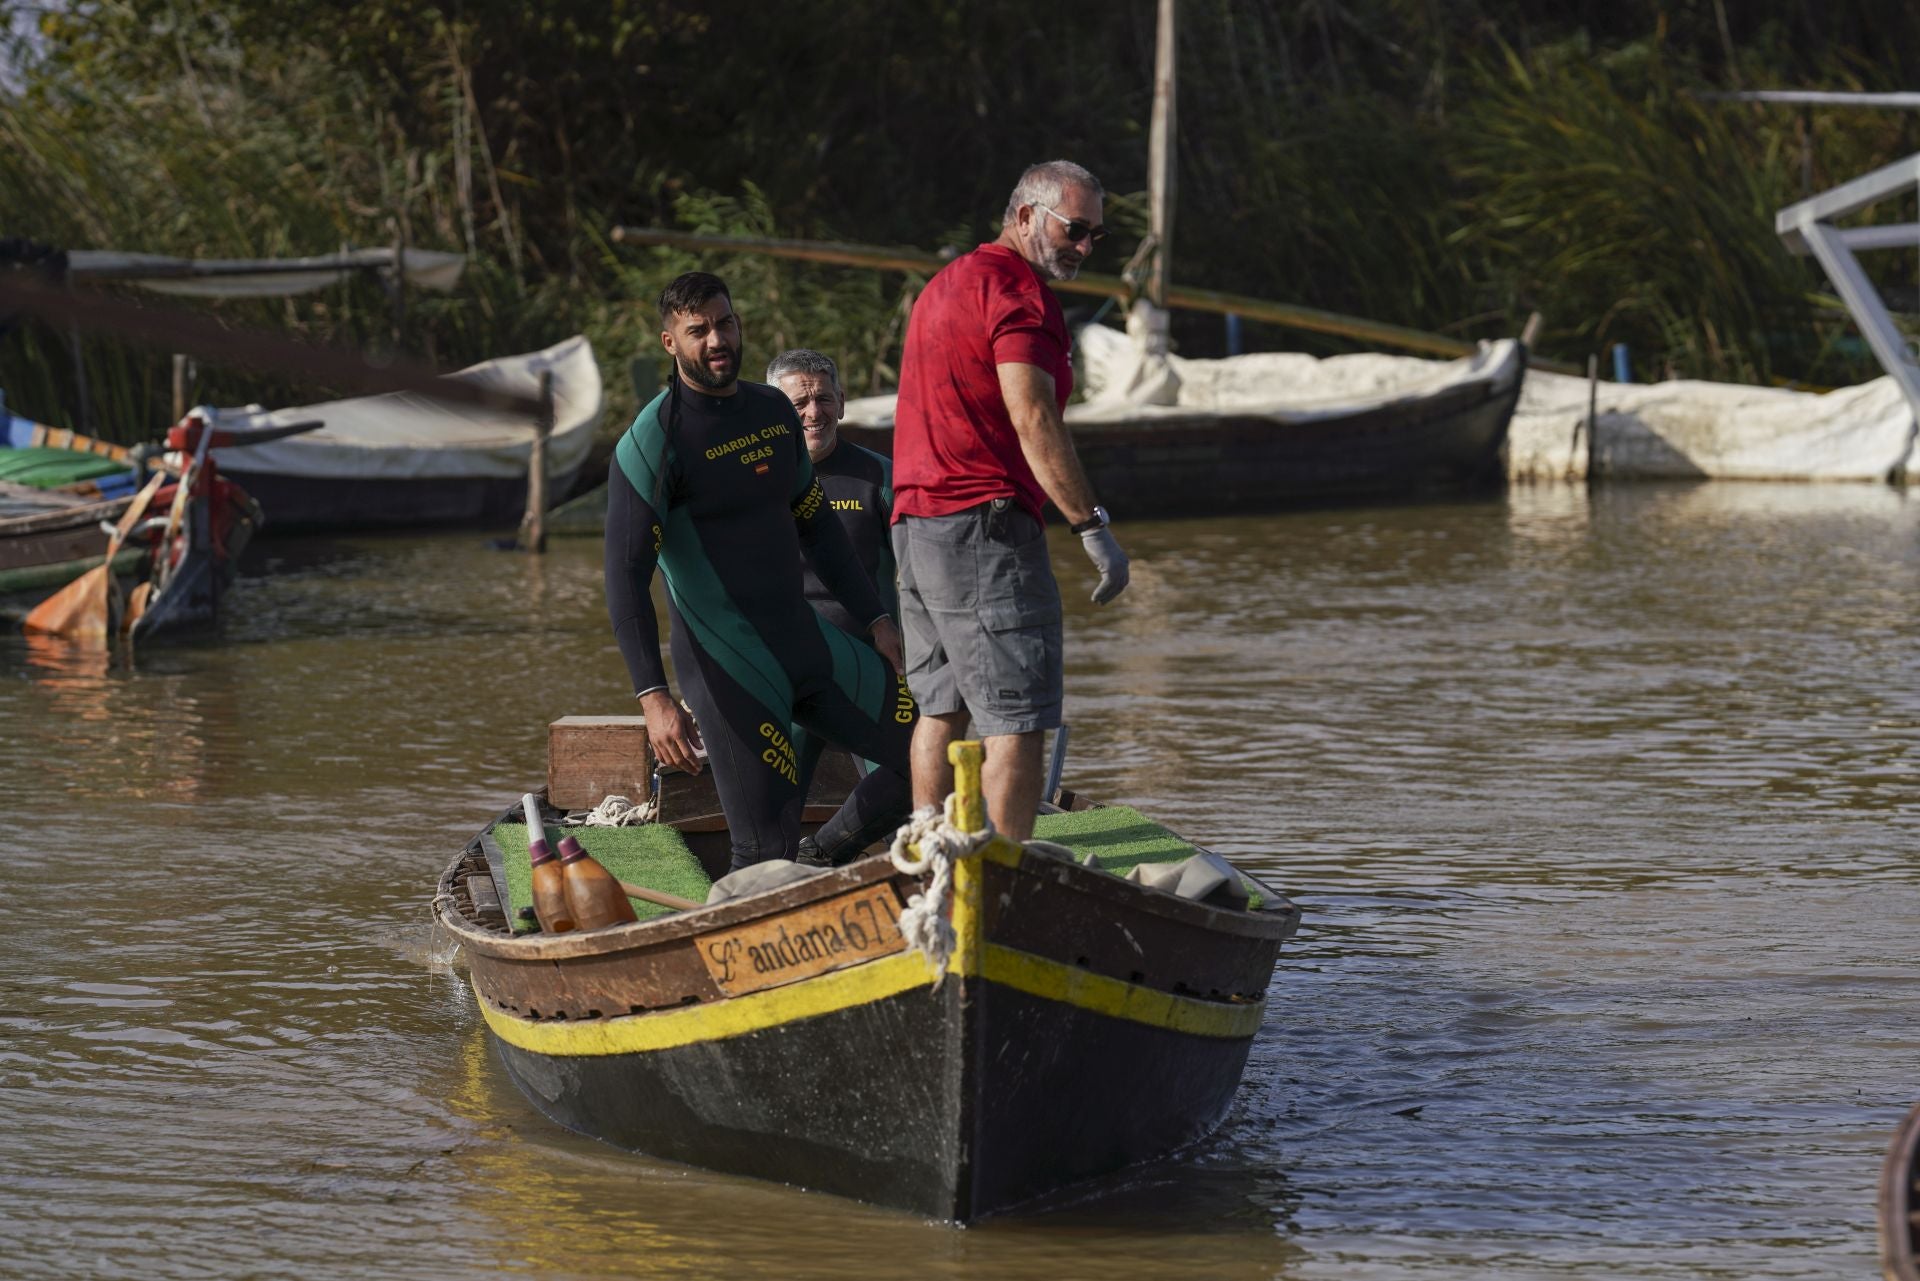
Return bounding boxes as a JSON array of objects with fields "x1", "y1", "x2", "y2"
[{"x1": 617, "y1": 880, "x2": 703, "y2": 912}]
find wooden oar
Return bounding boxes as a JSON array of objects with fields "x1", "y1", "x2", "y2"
[
  {"x1": 22, "y1": 470, "x2": 166, "y2": 640},
  {"x1": 616, "y1": 880, "x2": 703, "y2": 913}
]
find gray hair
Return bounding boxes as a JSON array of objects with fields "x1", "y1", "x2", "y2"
[
  {"x1": 765, "y1": 348, "x2": 840, "y2": 389},
  {"x1": 1002, "y1": 160, "x2": 1104, "y2": 225}
]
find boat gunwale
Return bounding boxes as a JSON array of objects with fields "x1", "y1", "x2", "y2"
[
  {"x1": 0, "y1": 492, "x2": 133, "y2": 535},
  {"x1": 436, "y1": 807, "x2": 1301, "y2": 963},
  {"x1": 988, "y1": 840, "x2": 1301, "y2": 942}
]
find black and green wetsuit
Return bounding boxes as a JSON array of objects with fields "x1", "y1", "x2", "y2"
[
  {"x1": 604, "y1": 379, "x2": 917, "y2": 870},
  {"x1": 802, "y1": 440, "x2": 896, "y2": 632},
  {"x1": 794, "y1": 439, "x2": 898, "y2": 802}
]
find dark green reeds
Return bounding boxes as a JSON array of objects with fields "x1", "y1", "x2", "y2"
[{"x1": 2, "y1": 1, "x2": 1915, "y2": 442}]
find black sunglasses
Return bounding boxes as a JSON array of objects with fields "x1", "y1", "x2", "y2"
[{"x1": 1037, "y1": 204, "x2": 1110, "y2": 245}]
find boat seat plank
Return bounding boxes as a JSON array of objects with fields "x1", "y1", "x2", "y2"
[
  {"x1": 466, "y1": 870, "x2": 503, "y2": 917},
  {"x1": 495, "y1": 822, "x2": 713, "y2": 931}
]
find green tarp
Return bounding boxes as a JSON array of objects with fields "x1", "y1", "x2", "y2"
[{"x1": 0, "y1": 447, "x2": 132, "y2": 490}]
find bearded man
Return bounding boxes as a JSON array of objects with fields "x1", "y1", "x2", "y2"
[
  {"x1": 604, "y1": 272, "x2": 915, "y2": 871},
  {"x1": 890, "y1": 160, "x2": 1130, "y2": 842}
]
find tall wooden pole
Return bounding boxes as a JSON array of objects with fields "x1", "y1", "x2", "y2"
[
  {"x1": 171, "y1": 353, "x2": 188, "y2": 424},
  {"x1": 1146, "y1": 0, "x2": 1177, "y2": 308},
  {"x1": 390, "y1": 223, "x2": 408, "y2": 346},
  {"x1": 519, "y1": 369, "x2": 553, "y2": 553},
  {"x1": 69, "y1": 319, "x2": 91, "y2": 434}
]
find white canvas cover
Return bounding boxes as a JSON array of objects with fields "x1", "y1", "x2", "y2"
[
  {"x1": 843, "y1": 305, "x2": 1917, "y2": 485},
  {"x1": 1506, "y1": 368, "x2": 1918, "y2": 482},
  {"x1": 66, "y1": 248, "x2": 466, "y2": 299},
  {"x1": 1072, "y1": 314, "x2": 1524, "y2": 421},
  {"x1": 841, "y1": 313, "x2": 1524, "y2": 427},
  {"x1": 205, "y1": 335, "x2": 603, "y2": 482}
]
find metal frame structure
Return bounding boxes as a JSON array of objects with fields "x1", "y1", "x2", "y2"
[{"x1": 1756, "y1": 90, "x2": 1920, "y2": 477}]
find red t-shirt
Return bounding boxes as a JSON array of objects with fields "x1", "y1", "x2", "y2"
[{"x1": 891, "y1": 242, "x2": 1071, "y2": 521}]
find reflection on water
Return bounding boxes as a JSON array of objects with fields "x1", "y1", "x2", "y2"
[{"x1": 1, "y1": 483, "x2": 1916, "y2": 1279}]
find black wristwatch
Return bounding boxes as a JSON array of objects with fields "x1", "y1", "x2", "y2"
[{"x1": 1069, "y1": 506, "x2": 1110, "y2": 535}]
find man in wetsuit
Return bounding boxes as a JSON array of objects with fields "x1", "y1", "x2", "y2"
[
  {"x1": 891, "y1": 159, "x2": 1130, "y2": 843},
  {"x1": 767, "y1": 349, "x2": 897, "y2": 857},
  {"x1": 604, "y1": 272, "x2": 916, "y2": 871}
]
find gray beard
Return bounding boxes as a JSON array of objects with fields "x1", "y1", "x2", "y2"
[{"x1": 1028, "y1": 226, "x2": 1081, "y2": 281}]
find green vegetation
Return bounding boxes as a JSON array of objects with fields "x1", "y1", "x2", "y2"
[{"x1": 2, "y1": 1, "x2": 1916, "y2": 442}]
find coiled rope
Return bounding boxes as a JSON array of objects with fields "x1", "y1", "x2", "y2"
[
  {"x1": 886, "y1": 795, "x2": 992, "y2": 986},
  {"x1": 564, "y1": 794, "x2": 659, "y2": 827}
]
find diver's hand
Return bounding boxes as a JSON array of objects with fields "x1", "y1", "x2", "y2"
[
  {"x1": 868, "y1": 616, "x2": 905, "y2": 676},
  {"x1": 639, "y1": 689, "x2": 703, "y2": 774}
]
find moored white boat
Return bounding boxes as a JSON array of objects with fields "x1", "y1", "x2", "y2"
[{"x1": 206, "y1": 335, "x2": 604, "y2": 531}]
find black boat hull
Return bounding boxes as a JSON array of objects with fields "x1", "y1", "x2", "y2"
[
  {"x1": 221, "y1": 463, "x2": 588, "y2": 533},
  {"x1": 487, "y1": 967, "x2": 1259, "y2": 1221}
]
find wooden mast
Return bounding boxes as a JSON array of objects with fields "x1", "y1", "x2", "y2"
[{"x1": 1146, "y1": 0, "x2": 1176, "y2": 309}]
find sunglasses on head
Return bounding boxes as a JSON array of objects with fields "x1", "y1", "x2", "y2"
[{"x1": 1037, "y1": 203, "x2": 1109, "y2": 245}]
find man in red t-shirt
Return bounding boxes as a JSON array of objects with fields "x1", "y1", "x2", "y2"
[{"x1": 890, "y1": 159, "x2": 1130, "y2": 841}]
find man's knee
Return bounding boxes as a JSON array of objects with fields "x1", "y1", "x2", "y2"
[
  {"x1": 917, "y1": 710, "x2": 969, "y2": 739},
  {"x1": 983, "y1": 729, "x2": 1044, "y2": 768}
]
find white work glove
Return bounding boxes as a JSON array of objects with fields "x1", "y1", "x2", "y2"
[{"x1": 1080, "y1": 526, "x2": 1130, "y2": 604}]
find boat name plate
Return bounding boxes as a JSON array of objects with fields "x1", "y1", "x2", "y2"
[{"x1": 695, "y1": 883, "x2": 907, "y2": 996}]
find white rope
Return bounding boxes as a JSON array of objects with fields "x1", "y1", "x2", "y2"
[
  {"x1": 886, "y1": 794, "x2": 991, "y2": 987},
  {"x1": 565, "y1": 794, "x2": 658, "y2": 827}
]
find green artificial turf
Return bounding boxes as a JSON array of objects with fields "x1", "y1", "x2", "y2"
[
  {"x1": 1031, "y1": 806, "x2": 1203, "y2": 875},
  {"x1": 494, "y1": 822, "x2": 714, "y2": 931},
  {"x1": 1032, "y1": 807, "x2": 1263, "y2": 907}
]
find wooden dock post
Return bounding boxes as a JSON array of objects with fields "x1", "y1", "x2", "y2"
[
  {"x1": 171, "y1": 353, "x2": 188, "y2": 423},
  {"x1": 519, "y1": 369, "x2": 554, "y2": 553}
]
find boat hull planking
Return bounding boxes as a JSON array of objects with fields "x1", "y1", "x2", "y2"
[{"x1": 448, "y1": 816, "x2": 1295, "y2": 1222}]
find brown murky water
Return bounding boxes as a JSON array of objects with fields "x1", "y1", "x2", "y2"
[{"x1": 2, "y1": 481, "x2": 1916, "y2": 1279}]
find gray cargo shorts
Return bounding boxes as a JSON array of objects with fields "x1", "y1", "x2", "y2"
[{"x1": 892, "y1": 498, "x2": 1063, "y2": 737}]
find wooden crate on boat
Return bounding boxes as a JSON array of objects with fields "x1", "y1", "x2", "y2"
[{"x1": 548, "y1": 715, "x2": 652, "y2": 810}]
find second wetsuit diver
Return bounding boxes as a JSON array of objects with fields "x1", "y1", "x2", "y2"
[
  {"x1": 605, "y1": 272, "x2": 918, "y2": 871},
  {"x1": 768, "y1": 348, "x2": 896, "y2": 864}
]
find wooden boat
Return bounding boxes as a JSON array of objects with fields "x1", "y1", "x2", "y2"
[
  {"x1": 205, "y1": 335, "x2": 604, "y2": 531},
  {"x1": 435, "y1": 742, "x2": 1300, "y2": 1221},
  {"x1": 2, "y1": 412, "x2": 317, "y2": 637},
  {"x1": 840, "y1": 333, "x2": 1526, "y2": 516},
  {"x1": 1881, "y1": 1100, "x2": 1920, "y2": 1281},
  {"x1": 0, "y1": 409, "x2": 150, "y2": 595},
  {"x1": 0, "y1": 485, "x2": 144, "y2": 596}
]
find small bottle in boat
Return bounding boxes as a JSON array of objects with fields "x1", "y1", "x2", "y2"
[
  {"x1": 559, "y1": 834, "x2": 638, "y2": 930},
  {"x1": 523, "y1": 793, "x2": 575, "y2": 935}
]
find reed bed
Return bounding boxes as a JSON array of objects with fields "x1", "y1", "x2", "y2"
[{"x1": 2, "y1": 3, "x2": 1914, "y2": 441}]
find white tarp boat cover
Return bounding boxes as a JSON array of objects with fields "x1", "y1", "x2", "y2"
[
  {"x1": 205, "y1": 335, "x2": 603, "y2": 481},
  {"x1": 1073, "y1": 312, "x2": 1523, "y2": 420},
  {"x1": 66, "y1": 248, "x2": 465, "y2": 299},
  {"x1": 845, "y1": 302, "x2": 1916, "y2": 485},
  {"x1": 1507, "y1": 368, "x2": 1918, "y2": 483},
  {"x1": 841, "y1": 309, "x2": 1523, "y2": 427}
]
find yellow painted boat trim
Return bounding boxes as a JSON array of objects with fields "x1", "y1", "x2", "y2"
[
  {"x1": 484, "y1": 752, "x2": 1263, "y2": 1060},
  {"x1": 478, "y1": 949, "x2": 939, "y2": 1057},
  {"x1": 956, "y1": 838, "x2": 1263, "y2": 1038},
  {"x1": 480, "y1": 899, "x2": 1262, "y2": 1058},
  {"x1": 974, "y1": 941, "x2": 1263, "y2": 1039}
]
